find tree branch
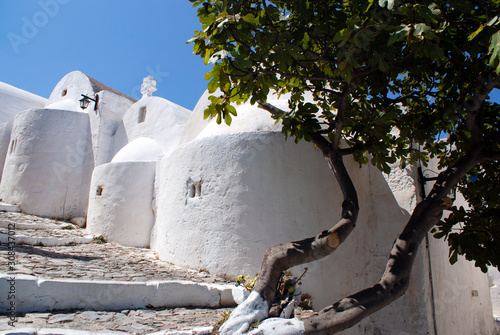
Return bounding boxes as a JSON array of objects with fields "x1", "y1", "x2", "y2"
[
  {"x1": 301, "y1": 141, "x2": 487, "y2": 334},
  {"x1": 332, "y1": 84, "x2": 354, "y2": 150},
  {"x1": 465, "y1": 73, "x2": 500, "y2": 143},
  {"x1": 257, "y1": 100, "x2": 286, "y2": 116},
  {"x1": 253, "y1": 146, "x2": 359, "y2": 305}
]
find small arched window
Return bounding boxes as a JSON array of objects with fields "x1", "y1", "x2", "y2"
[{"x1": 138, "y1": 107, "x2": 147, "y2": 123}]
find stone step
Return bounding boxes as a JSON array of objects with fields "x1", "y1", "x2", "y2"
[
  {"x1": 0, "y1": 274, "x2": 247, "y2": 314},
  {"x1": 0, "y1": 203, "x2": 20, "y2": 213},
  {"x1": 0, "y1": 233, "x2": 94, "y2": 246}
]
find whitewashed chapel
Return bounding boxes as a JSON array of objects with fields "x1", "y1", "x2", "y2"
[{"x1": 0, "y1": 71, "x2": 498, "y2": 334}]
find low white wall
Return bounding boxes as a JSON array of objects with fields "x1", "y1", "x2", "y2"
[
  {"x1": 152, "y1": 131, "x2": 438, "y2": 334},
  {"x1": 0, "y1": 109, "x2": 93, "y2": 219},
  {"x1": 86, "y1": 161, "x2": 156, "y2": 247},
  {"x1": 427, "y1": 237, "x2": 498, "y2": 335},
  {"x1": 0, "y1": 275, "x2": 242, "y2": 313}
]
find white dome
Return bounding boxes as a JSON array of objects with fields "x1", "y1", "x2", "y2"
[{"x1": 111, "y1": 137, "x2": 161, "y2": 162}]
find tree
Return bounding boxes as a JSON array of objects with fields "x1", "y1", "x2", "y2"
[{"x1": 189, "y1": 0, "x2": 500, "y2": 333}]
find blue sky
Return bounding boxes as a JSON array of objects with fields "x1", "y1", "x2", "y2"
[
  {"x1": 0, "y1": 0, "x2": 209, "y2": 110},
  {"x1": 1, "y1": 1, "x2": 498, "y2": 110}
]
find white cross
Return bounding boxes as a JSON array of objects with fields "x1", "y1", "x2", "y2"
[{"x1": 140, "y1": 75, "x2": 157, "y2": 97}]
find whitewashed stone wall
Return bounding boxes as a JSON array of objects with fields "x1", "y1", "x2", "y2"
[
  {"x1": 0, "y1": 82, "x2": 47, "y2": 180},
  {"x1": 87, "y1": 90, "x2": 135, "y2": 166},
  {"x1": 122, "y1": 96, "x2": 191, "y2": 158},
  {"x1": 151, "y1": 92, "x2": 497, "y2": 334},
  {"x1": 87, "y1": 160, "x2": 156, "y2": 247},
  {"x1": 0, "y1": 108, "x2": 93, "y2": 219}
]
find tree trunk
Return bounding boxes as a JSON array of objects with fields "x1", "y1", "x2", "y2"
[
  {"x1": 219, "y1": 132, "x2": 360, "y2": 334},
  {"x1": 300, "y1": 143, "x2": 487, "y2": 334},
  {"x1": 253, "y1": 144, "x2": 359, "y2": 305}
]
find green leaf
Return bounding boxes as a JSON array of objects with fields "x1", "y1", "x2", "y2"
[
  {"x1": 487, "y1": 16, "x2": 499, "y2": 26},
  {"x1": 207, "y1": 77, "x2": 219, "y2": 93},
  {"x1": 242, "y1": 13, "x2": 260, "y2": 25},
  {"x1": 333, "y1": 28, "x2": 352, "y2": 43},
  {"x1": 468, "y1": 25, "x2": 484, "y2": 41},
  {"x1": 489, "y1": 30, "x2": 500, "y2": 74},
  {"x1": 388, "y1": 25, "x2": 410, "y2": 46},
  {"x1": 413, "y1": 23, "x2": 431, "y2": 38},
  {"x1": 449, "y1": 249, "x2": 458, "y2": 265},
  {"x1": 225, "y1": 112, "x2": 233, "y2": 125}
]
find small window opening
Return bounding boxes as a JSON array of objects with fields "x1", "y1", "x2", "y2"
[
  {"x1": 138, "y1": 106, "x2": 147, "y2": 123},
  {"x1": 189, "y1": 181, "x2": 202, "y2": 198},
  {"x1": 9, "y1": 139, "x2": 17, "y2": 154},
  {"x1": 61, "y1": 89, "x2": 67, "y2": 97},
  {"x1": 96, "y1": 186, "x2": 103, "y2": 196}
]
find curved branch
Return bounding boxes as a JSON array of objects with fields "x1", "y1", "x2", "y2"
[
  {"x1": 299, "y1": 142, "x2": 487, "y2": 334},
  {"x1": 253, "y1": 145, "x2": 359, "y2": 304}
]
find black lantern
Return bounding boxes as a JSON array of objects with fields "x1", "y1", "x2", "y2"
[{"x1": 79, "y1": 94, "x2": 99, "y2": 111}]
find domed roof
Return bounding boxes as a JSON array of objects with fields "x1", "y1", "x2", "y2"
[
  {"x1": 111, "y1": 137, "x2": 162, "y2": 162},
  {"x1": 45, "y1": 71, "x2": 135, "y2": 112},
  {"x1": 180, "y1": 90, "x2": 292, "y2": 144}
]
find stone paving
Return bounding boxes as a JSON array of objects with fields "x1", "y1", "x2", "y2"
[
  {"x1": 0, "y1": 211, "x2": 230, "y2": 283},
  {"x1": 0, "y1": 308, "x2": 227, "y2": 334},
  {"x1": 0, "y1": 211, "x2": 234, "y2": 334}
]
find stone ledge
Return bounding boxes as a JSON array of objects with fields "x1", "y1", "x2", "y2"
[
  {"x1": 0, "y1": 326, "x2": 215, "y2": 335},
  {"x1": 0, "y1": 274, "x2": 247, "y2": 313},
  {"x1": 0, "y1": 203, "x2": 20, "y2": 213},
  {"x1": 0, "y1": 328, "x2": 131, "y2": 335},
  {"x1": 0, "y1": 233, "x2": 93, "y2": 246},
  {"x1": 0, "y1": 219, "x2": 60, "y2": 230}
]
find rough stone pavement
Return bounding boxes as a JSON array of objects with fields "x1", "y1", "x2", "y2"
[{"x1": 0, "y1": 211, "x2": 234, "y2": 334}]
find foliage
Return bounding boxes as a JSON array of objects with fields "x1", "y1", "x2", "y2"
[
  {"x1": 93, "y1": 235, "x2": 107, "y2": 244},
  {"x1": 235, "y1": 274, "x2": 258, "y2": 291},
  {"x1": 217, "y1": 310, "x2": 232, "y2": 325},
  {"x1": 213, "y1": 310, "x2": 232, "y2": 333},
  {"x1": 190, "y1": 0, "x2": 500, "y2": 270}
]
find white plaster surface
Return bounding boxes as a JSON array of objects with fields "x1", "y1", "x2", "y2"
[
  {"x1": 0, "y1": 109, "x2": 94, "y2": 219},
  {"x1": 46, "y1": 71, "x2": 134, "y2": 113},
  {"x1": 111, "y1": 138, "x2": 162, "y2": 163},
  {"x1": 425, "y1": 235, "x2": 498, "y2": 335},
  {"x1": 490, "y1": 267, "x2": 500, "y2": 318},
  {"x1": 219, "y1": 291, "x2": 269, "y2": 335},
  {"x1": 179, "y1": 90, "x2": 213, "y2": 144},
  {"x1": 86, "y1": 161, "x2": 156, "y2": 247},
  {"x1": 152, "y1": 130, "x2": 438, "y2": 334},
  {"x1": 0, "y1": 76, "x2": 496, "y2": 334},
  {"x1": 248, "y1": 318, "x2": 305, "y2": 335},
  {"x1": 0, "y1": 82, "x2": 47, "y2": 123},
  {"x1": 87, "y1": 90, "x2": 135, "y2": 166},
  {"x1": 0, "y1": 82, "x2": 46, "y2": 179},
  {"x1": 122, "y1": 96, "x2": 190, "y2": 157},
  {"x1": 0, "y1": 203, "x2": 20, "y2": 212},
  {"x1": 0, "y1": 274, "x2": 241, "y2": 313},
  {"x1": 149, "y1": 327, "x2": 214, "y2": 335},
  {"x1": 0, "y1": 232, "x2": 93, "y2": 246},
  {"x1": 180, "y1": 90, "x2": 288, "y2": 145},
  {"x1": 0, "y1": 219, "x2": 58, "y2": 230}
]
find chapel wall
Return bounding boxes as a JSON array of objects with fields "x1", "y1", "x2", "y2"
[{"x1": 0, "y1": 108, "x2": 93, "y2": 219}]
